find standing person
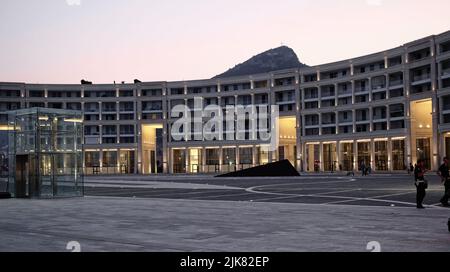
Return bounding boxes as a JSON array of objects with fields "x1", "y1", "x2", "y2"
[
  {"x1": 414, "y1": 159, "x2": 428, "y2": 209},
  {"x1": 438, "y1": 157, "x2": 450, "y2": 207},
  {"x1": 360, "y1": 161, "x2": 366, "y2": 176},
  {"x1": 408, "y1": 163, "x2": 414, "y2": 175}
]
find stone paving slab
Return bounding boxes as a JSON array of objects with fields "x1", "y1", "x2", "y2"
[{"x1": 0, "y1": 196, "x2": 449, "y2": 252}]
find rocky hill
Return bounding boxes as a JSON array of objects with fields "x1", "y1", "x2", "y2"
[{"x1": 214, "y1": 46, "x2": 306, "y2": 79}]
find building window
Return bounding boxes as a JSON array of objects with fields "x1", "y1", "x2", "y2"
[
  {"x1": 340, "y1": 143, "x2": 354, "y2": 171},
  {"x1": 205, "y1": 149, "x2": 220, "y2": 173},
  {"x1": 29, "y1": 90, "x2": 44, "y2": 97},
  {"x1": 357, "y1": 142, "x2": 371, "y2": 169},
  {"x1": 85, "y1": 151, "x2": 100, "y2": 168},
  {"x1": 374, "y1": 141, "x2": 388, "y2": 171},
  {"x1": 120, "y1": 137, "x2": 135, "y2": 144},
  {"x1": 173, "y1": 149, "x2": 186, "y2": 173},
  {"x1": 239, "y1": 148, "x2": 253, "y2": 166},
  {"x1": 323, "y1": 143, "x2": 336, "y2": 171},
  {"x1": 102, "y1": 151, "x2": 118, "y2": 174},
  {"x1": 392, "y1": 140, "x2": 405, "y2": 171}
]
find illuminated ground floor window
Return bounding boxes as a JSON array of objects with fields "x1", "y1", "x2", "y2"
[
  {"x1": 303, "y1": 138, "x2": 407, "y2": 172},
  {"x1": 205, "y1": 148, "x2": 220, "y2": 173},
  {"x1": 173, "y1": 149, "x2": 186, "y2": 174},
  {"x1": 340, "y1": 143, "x2": 354, "y2": 171},
  {"x1": 392, "y1": 140, "x2": 406, "y2": 170},
  {"x1": 357, "y1": 142, "x2": 371, "y2": 170},
  {"x1": 222, "y1": 148, "x2": 236, "y2": 173},
  {"x1": 374, "y1": 141, "x2": 388, "y2": 171},
  {"x1": 323, "y1": 143, "x2": 337, "y2": 172},
  {"x1": 306, "y1": 144, "x2": 320, "y2": 172},
  {"x1": 239, "y1": 147, "x2": 253, "y2": 169}
]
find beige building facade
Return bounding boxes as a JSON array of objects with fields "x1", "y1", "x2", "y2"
[{"x1": 1, "y1": 31, "x2": 450, "y2": 174}]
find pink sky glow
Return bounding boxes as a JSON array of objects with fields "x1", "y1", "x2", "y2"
[{"x1": 1, "y1": 0, "x2": 450, "y2": 84}]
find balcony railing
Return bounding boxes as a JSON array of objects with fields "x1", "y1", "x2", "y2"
[
  {"x1": 412, "y1": 74, "x2": 431, "y2": 82},
  {"x1": 338, "y1": 89, "x2": 352, "y2": 95},
  {"x1": 305, "y1": 122, "x2": 319, "y2": 127},
  {"x1": 372, "y1": 85, "x2": 386, "y2": 90},
  {"x1": 304, "y1": 94, "x2": 318, "y2": 100},
  {"x1": 143, "y1": 107, "x2": 162, "y2": 111},
  {"x1": 373, "y1": 115, "x2": 387, "y2": 120},
  {"x1": 389, "y1": 80, "x2": 403, "y2": 87},
  {"x1": 355, "y1": 87, "x2": 369, "y2": 93},
  {"x1": 276, "y1": 98, "x2": 295, "y2": 103},
  {"x1": 321, "y1": 92, "x2": 335, "y2": 98},
  {"x1": 322, "y1": 120, "x2": 336, "y2": 125}
]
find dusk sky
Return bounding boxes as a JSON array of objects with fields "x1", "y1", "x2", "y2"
[{"x1": 1, "y1": 0, "x2": 450, "y2": 84}]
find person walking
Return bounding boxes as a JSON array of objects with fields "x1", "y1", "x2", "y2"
[
  {"x1": 414, "y1": 159, "x2": 428, "y2": 209},
  {"x1": 438, "y1": 157, "x2": 450, "y2": 207}
]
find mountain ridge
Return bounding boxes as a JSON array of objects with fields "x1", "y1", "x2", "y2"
[{"x1": 214, "y1": 46, "x2": 307, "y2": 79}]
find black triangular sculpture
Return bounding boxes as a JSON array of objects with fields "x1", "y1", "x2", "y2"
[
  {"x1": 0, "y1": 192, "x2": 11, "y2": 199},
  {"x1": 216, "y1": 160, "x2": 300, "y2": 177}
]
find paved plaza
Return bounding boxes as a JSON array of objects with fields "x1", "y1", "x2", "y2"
[
  {"x1": 85, "y1": 174, "x2": 449, "y2": 208},
  {"x1": 0, "y1": 174, "x2": 449, "y2": 252}
]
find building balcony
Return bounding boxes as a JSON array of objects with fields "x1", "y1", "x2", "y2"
[
  {"x1": 304, "y1": 125, "x2": 320, "y2": 130},
  {"x1": 355, "y1": 119, "x2": 370, "y2": 124},
  {"x1": 276, "y1": 100, "x2": 296, "y2": 105},
  {"x1": 390, "y1": 116, "x2": 405, "y2": 122},
  {"x1": 322, "y1": 123, "x2": 336, "y2": 128},
  {"x1": 85, "y1": 136, "x2": 100, "y2": 145},
  {"x1": 411, "y1": 74, "x2": 431, "y2": 85},
  {"x1": 321, "y1": 118, "x2": 336, "y2": 125},
  {"x1": 304, "y1": 94, "x2": 318, "y2": 100},
  {"x1": 338, "y1": 93, "x2": 352, "y2": 99},
  {"x1": 304, "y1": 122, "x2": 319, "y2": 128},
  {"x1": 355, "y1": 88, "x2": 370, "y2": 94},
  {"x1": 102, "y1": 133, "x2": 117, "y2": 137},
  {"x1": 321, "y1": 94, "x2": 336, "y2": 100},
  {"x1": 142, "y1": 108, "x2": 163, "y2": 113},
  {"x1": 119, "y1": 133, "x2": 135, "y2": 137},
  {"x1": 372, "y1": 85, "x2": 386, "y2": 92},
  {"x1": 373, "y1": 117, "x2": 387, "y2": 122},
  {"x1": 442, "y1": 69, "x2": 450, "y2": 79},
  {"x1": 337, "y1": 87, "x2": 352, "y2": 94},
  {"x1": 304, "y1": 97, "x2": 319, "y2": 103},
  {"x1": 102, "y1": 108, "x2": 117, "y2": 112},
  {"x1": 338, "y1": 118, "x2": 353, "y2": 124},
  {"x1": 389, "y1": 80, "x2": 404, "y2": 88}
]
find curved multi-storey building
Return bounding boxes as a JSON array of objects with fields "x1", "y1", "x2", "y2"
[{"x1": 1, "y1": 31, "x2": 450, "y2": 175}]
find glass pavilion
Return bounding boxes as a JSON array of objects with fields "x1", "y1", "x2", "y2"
[{"x1": 6, "y1": 108, "x2": 84, "y2": 198}]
